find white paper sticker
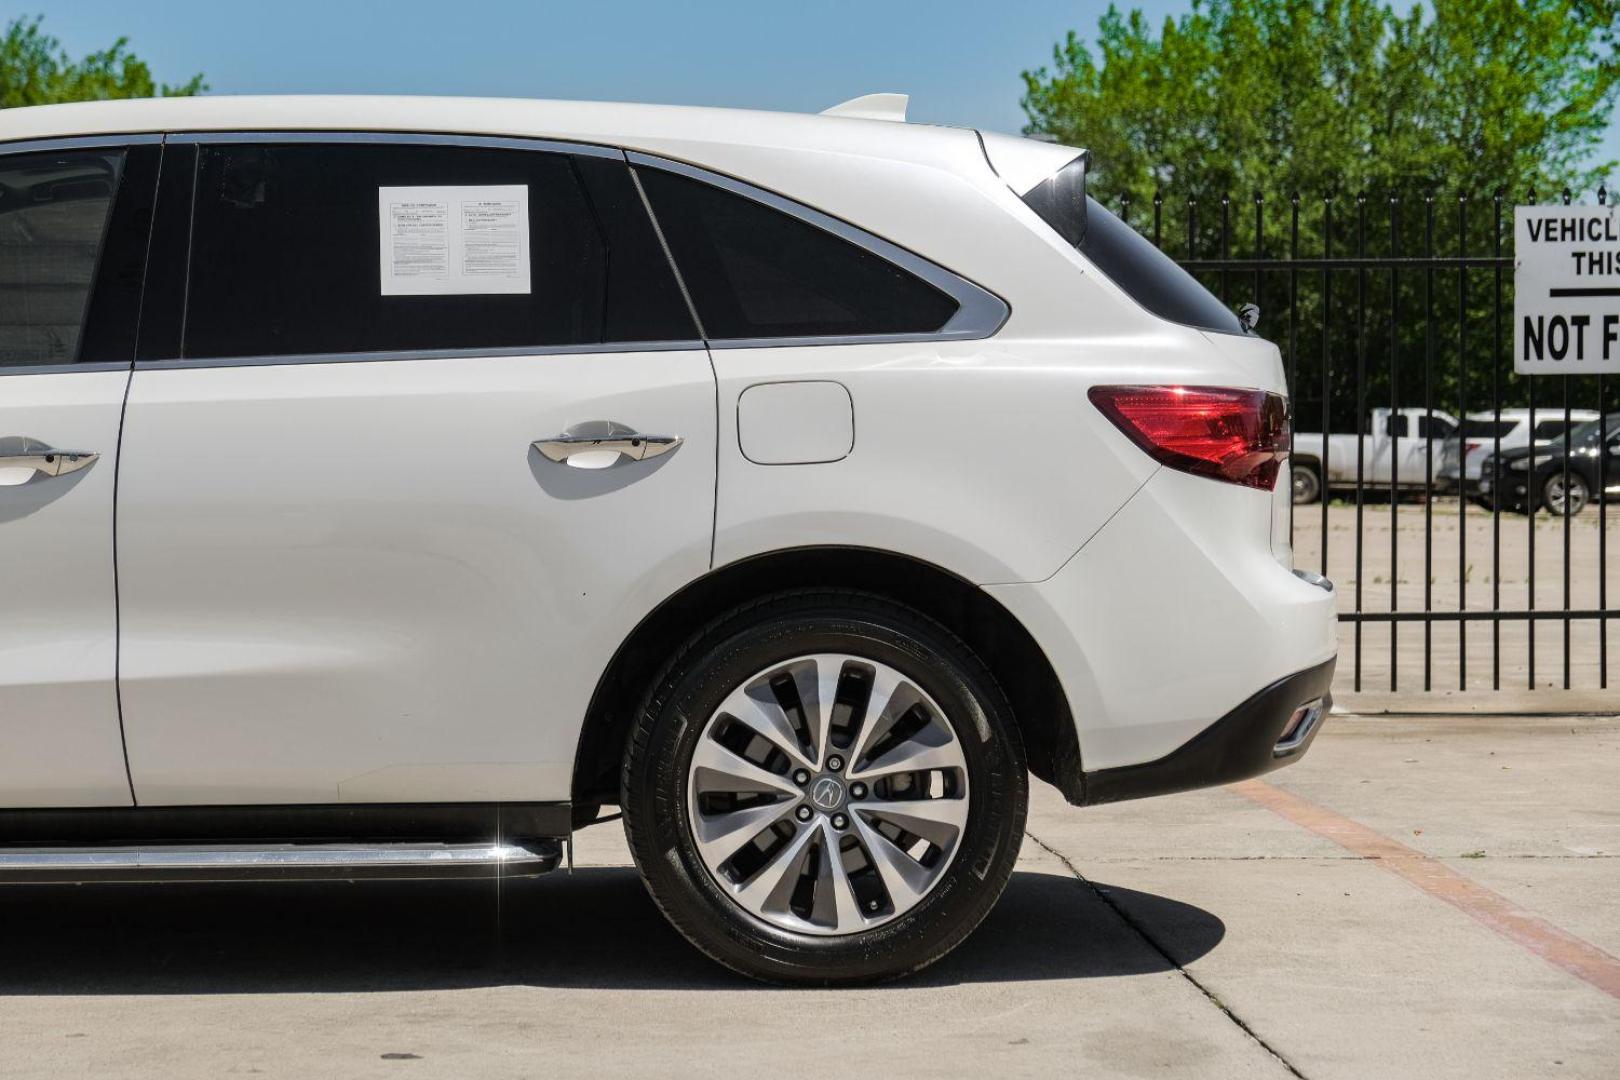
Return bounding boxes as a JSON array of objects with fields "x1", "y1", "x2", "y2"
[{"x1": 378, "y1": 185, "x2": 530, "y2": 295}]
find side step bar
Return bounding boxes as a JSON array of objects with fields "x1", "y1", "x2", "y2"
[{"x1": 0, "y1": 839, "x2": 563, "y2": 884}]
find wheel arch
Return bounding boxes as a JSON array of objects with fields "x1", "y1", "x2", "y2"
[
  {"x1": 570, "y1": 546, "x2": 1081, "y2": 816},
  {"x1": 1292, "y1": 452, "x2": 1322, "y2": 474}
]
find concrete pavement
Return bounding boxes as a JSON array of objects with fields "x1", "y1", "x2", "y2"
[{"x1": 1, "y1": 711, "x2": 1615, "y2": 1079}]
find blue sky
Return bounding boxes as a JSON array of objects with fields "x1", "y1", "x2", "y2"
[{"x1": 17, "y1": 0, "x2": 1620, "y2": 180}]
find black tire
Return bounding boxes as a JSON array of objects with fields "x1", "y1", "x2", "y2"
[
  {"x1": 622, "y1": 589, "x2": 1028, "y2": 985},
  {"x1": 1541, "y1": 472, "x2": 1589, "y2": 516},
  {"x1": 1291, "y1": 462, "x2": 1322, "y2": 505}
]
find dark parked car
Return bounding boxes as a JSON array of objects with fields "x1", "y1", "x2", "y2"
[{"x1": 1479, "y1": 412, "x2": 1620, "y2": 515}]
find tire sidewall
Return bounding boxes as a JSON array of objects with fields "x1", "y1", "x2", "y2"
[
  {"x1": 1292, "y1": 463, "x2": 1321, "y2": 505},
  {"x1": 625, "y1": 598, "x2": 1027, "y2": 983}
]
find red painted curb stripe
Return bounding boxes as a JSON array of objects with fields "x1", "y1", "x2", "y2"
[{"x1": 1234, "y1": 779, "x2": 1620, "y2": 1001}]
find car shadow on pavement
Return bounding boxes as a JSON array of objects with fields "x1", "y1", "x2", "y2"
[{"x1": 0, "y1": 867, "x2": 1223, "y2": 993}]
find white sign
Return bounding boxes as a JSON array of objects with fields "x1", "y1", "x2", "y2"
[
  {"x1": 378, "y1": 185, "x2": 530, "y2": 296},
  {"x1": 1514, "y1": 204, "x2": 1620, "y2": 374}
]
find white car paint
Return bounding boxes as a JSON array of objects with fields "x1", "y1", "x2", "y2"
[
  {"x1": 0, "y1": 371, "x2": 133, "y2": 807},
  {"x1": 1294, "y1": 407, "x2": 1461, "y2": 489},
  {"x1": 2, "y1": 95, "x2": 1337, "y2": 808},
  {"x1": 114, "y1": 351, "x2": 715, "y2": 804},
  {"x1": 736, "y1": 381, "x2": 854, "y2": 465}
]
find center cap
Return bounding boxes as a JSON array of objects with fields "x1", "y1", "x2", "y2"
[{"x1": 809, "y1": 776, "x2": 846, "y2": 812}]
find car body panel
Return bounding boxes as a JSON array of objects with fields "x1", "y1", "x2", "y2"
[
  {"x1": 115, "y1": 351, "x2": 715, "y2": 804},
  {"x1": 987, "y1": 466, "x2": 1336, "y2": 770},
  {"x1": 1, "y1": 97, "x2": 1338, "y2": 818},
  {"x1": 0, "y1": 371, "x2": 135, "y2": 808},
  {"x1": 1293, "y1": 407, "x2": 1459, "y2": 489}
]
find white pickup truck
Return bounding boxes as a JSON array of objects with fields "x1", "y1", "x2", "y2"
[{"x1": 1290, "y1": 407, "x2": 1460, "y2": 504}]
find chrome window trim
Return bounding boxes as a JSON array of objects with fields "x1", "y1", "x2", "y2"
[
  {"x1": 2, "y1": 130, "x2": 1008, "y2": 368},
  {"x1": 164, "y1": 130, "x2": 623, "y2": 160},
  {"x1": 0, "y1": 361, "x2": 131, "y2": 377},
  {"x1": 135, "y1": 340, "x2": 708, "y2": 372},
  {"x1": 626, "y1": 150, "x2": 1010, "y2": 347},
  {"x1": 0, "y1": 133, "x2": 163, "y2": 155}
]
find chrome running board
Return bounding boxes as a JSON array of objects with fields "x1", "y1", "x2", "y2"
[{"x1": 0, "y1": 839, "x2": 562, "y2": 884}]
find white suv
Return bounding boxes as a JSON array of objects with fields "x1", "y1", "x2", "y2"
[{"x1": 0, "y1": 94, "x2": 1337, "y2": 983}]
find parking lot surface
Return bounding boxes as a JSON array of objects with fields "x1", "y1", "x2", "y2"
[{"x1": 1, "y1": 711, "x2": 1615, "y2": 1080}]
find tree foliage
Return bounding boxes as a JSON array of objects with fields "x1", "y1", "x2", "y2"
[
  {"x1": 1022, "y1": 0, "x2": 1619, "y2": 204},
  {"x1": 1, "y1": 15, "x2": 205, "y2": 109},
  {"x1": 1022, "y1": 1, "x2": 1620, "y2": 433}
]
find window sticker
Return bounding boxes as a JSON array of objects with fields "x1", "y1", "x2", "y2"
[{"x1": 378, "y1": 185, "x2": 530, "y2": 295}]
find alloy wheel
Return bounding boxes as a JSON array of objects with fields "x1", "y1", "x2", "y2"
[
  {"x1": 684, "y1": 653, "x2": 970, "y2": 936},
  {"x1": 1543, "y1": 473, "x2": 1589, "y2": 515}
]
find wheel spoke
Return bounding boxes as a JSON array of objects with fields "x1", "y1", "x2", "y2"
[
  {"x1": 852, "y1": 796, "x2": 968, "y2": 848},
  {"x1": 845, "y1": 665, "x2": 913, "y2": 770},
  {"x1": 853, "y1": 815, "x2": 931, "y2": 910},
  {"x1": 814, "y1": 820, "x2": 866, "y2": 933},
  {"x1": 690, "y1": 735, "x2": 801, "y2": 799},
  {"x1": 692, "y1": 798, "x2": 798, "y2": 867},
  {"x1": 795, "y1": 654, "x2": 845, "y2": 770},
  {"x1": 733, "y1": 820, "x2": 817, "y2": 912},
  {"x1": 847, "y1": 728, "x2": 964, "y2": 782},
  {"x1": 716, "y1": 684, "x2": 815, "y2": 772}
]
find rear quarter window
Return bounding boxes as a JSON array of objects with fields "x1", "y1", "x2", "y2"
[
  {"x1": 1020, "y1": 159, "x2": 1246, "y2": 336},
  {"x1": 635, "y1": 166, "x2": 960, "y2": 341}
]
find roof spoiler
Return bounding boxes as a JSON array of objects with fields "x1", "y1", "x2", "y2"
[{"x1": 820, "y1": 93, "x2": 909, "y2": 123}]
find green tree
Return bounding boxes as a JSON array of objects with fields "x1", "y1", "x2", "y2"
[
  {"x1": 1022, "y1": 0, "x2": 1619, "y2": 207},
  {"x1": 1, "y1": 15, "x2": 205, "y2": 109},
  {"x1": 1021, "y1": 1, "x2": 1620, "y2": 432}
]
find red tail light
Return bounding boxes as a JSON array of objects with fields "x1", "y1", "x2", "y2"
[{"x1": 1089, "y1": 385, "x2": 1290, "y2": 491}]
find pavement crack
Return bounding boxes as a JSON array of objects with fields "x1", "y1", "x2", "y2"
[{"x1": 1026, "y1": 828, "x2": 1310, "y2": 1080}]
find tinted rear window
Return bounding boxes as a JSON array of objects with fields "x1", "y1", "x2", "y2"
[
  {"x1": 0, "y1": 149, "x2": 121, "y2": 365},
  {"x1": 1020, "y1": 160, "x2": 1245, "y2": 336},
  {"x1": 635, "y1": 167, "x2": 959, "y2": 341},
  {"x1": 182, "y1": 143, "x2": 695, "y2": 359}
]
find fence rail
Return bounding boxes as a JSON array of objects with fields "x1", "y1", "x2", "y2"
[{"x1": 1123, "y1": 185, "x2": 1617, "y2": 693}]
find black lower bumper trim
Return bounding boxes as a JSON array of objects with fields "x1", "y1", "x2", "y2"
[{"x1": 1079, "y1": 657, "x2": 1336, "y2": 806}]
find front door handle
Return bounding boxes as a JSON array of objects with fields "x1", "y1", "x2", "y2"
[
  {"x1": 0, "y1": 436, "x2": 100, "y2": 484},
  {"x1": 533, "y1": 421, "x2": 683, "y2": 469}
]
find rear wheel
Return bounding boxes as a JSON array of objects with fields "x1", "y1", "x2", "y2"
[
  {"x1": 1291, "y1": 463, "x2": 1321, "y2": 505},
  {"x1": 622, "y1": 590, "x2": 1027, "y2": 984},
  {"x1": 1542, "y1": 472, "x2": 1589, "y2": 516}
]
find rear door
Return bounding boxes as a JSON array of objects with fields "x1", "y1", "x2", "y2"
[
  {"x1": 115, "y1": 135, "x2": 714, "y2": 805},
  {"x1": 0, "y1": 138, "x2": 158, "y2": 807}
]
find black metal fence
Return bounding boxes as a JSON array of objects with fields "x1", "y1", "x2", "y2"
[{"x1": 1118, "y1": 185, "x2": 1619, "y2": 693}]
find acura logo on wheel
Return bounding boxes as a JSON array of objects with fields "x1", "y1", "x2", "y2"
[{"x1": 810, "y1": 777, "x2": 845, "y2": 811}]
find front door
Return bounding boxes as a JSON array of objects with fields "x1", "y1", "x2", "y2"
[
  {"x1": 113, "y1": 136, "x2": 715, "y2": 805},
  {"x1": 0, "y1": 140, "x2": 159, "y2": 807}
]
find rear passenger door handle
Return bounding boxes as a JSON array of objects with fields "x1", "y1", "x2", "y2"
[
  {"x1": 533, "y1": 421, "x2": 683, "y2": 469},
  {"x1": 0, "y1": 437, "x2": 100, "y2": 485}
]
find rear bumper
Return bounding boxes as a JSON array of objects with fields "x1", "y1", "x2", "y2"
[
  {"x1": 1079, "y1": 658, "x2": 1334, "y2": 805},
  {"x1": 985, "y1": 468, "x2": 1339, "y2": 790}
]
